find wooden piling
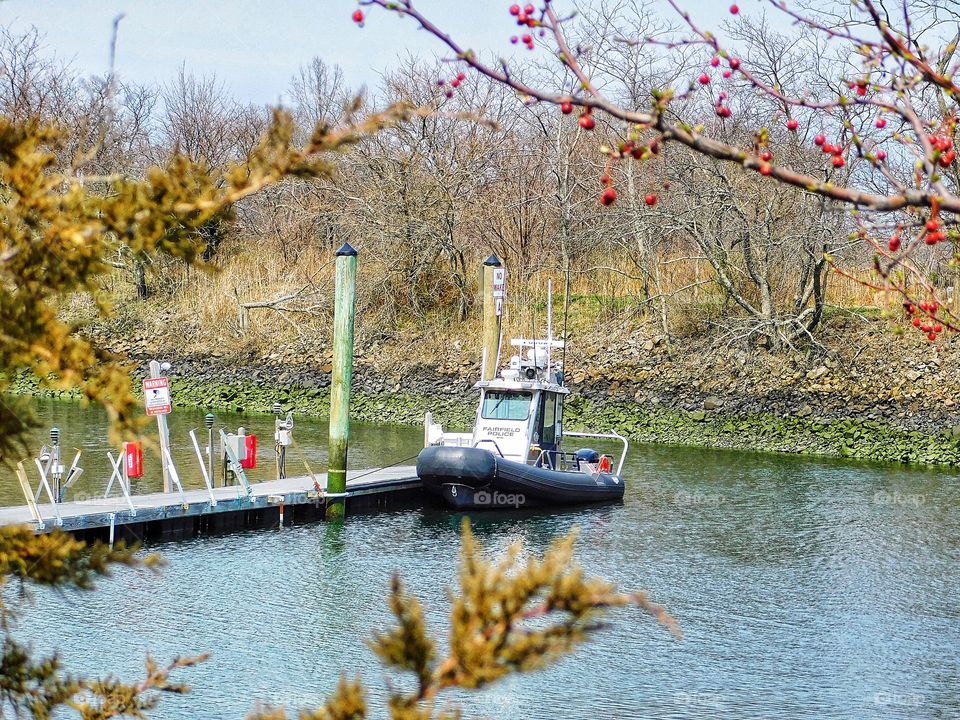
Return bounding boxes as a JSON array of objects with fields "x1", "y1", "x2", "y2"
[
  {"x1": 326, "y1": 243, "x2": 358, "y2": 520},
  {"x1": 481, "y1": 254, "x2": 502, "y2": 381}
]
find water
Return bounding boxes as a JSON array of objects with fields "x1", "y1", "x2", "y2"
[{"x1": 5, "y1": 399, "x2": 960, "y2": 719}]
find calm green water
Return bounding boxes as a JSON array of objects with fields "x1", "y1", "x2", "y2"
[{"x1": 5, "y1": 399, "x2": 960, "y2": 719}]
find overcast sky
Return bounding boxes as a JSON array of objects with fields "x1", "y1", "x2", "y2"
[{"x1": 3, "y1": 1, "x2": 745, "y2": 104}]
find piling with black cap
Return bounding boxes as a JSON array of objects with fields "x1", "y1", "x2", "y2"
[
  {"x1": 481, "y1": 254, "x2": 502, "y2": 380},
  {"x1": 326, "y1": 242, "x2": 358, "y2": 520}
]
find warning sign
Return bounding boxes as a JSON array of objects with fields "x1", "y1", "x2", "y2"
[
  {"x1": 492, "y1": 267, "x2": 506, "y2": 298},
  {"x1": 143, "y1": 377, "x2": 172, "y2": 416}
]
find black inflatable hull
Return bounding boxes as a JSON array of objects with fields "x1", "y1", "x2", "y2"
[{"x1": 417, "y1": 446, "x2": 624, "y2": 509}]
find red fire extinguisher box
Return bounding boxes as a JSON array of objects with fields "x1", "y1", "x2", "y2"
[
  {"x1": 125, "y1": 441, "x2": 143, "y2": 479},
  {"x1": 241, "y1": 434, "x2": 257, "y2": 469}
]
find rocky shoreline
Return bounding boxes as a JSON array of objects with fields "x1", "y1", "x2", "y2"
[{"x1": 11, "y1": 316, "x2": 960, "y2": 467}]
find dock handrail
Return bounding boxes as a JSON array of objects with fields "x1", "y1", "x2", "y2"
[
  {"x1": 563, "y1": 431, "x2": 630, "y2": 477},
  {"x1": 15, "y1": 462, "x2": 48, "y2": 529}
]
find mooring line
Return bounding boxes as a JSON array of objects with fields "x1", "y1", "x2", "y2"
[{"x1": 347, "y1": 454, "x2": 421, "y2": 483}]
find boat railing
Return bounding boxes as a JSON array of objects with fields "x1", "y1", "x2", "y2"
[
  {"x1": 530, "y1": 449, "x2": 583, "y2": 472},
  {"x1": 473, "y1": 439, "x2": 506, "y2": 457},
  {"x1": 563, "y1": 431, "x2": 630, "y2": 477}
]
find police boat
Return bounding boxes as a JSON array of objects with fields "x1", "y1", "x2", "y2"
[{"x1": 417, "y1": 333, "x2": 629, "y2": 510}]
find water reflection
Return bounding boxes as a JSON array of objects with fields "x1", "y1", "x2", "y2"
[{"x1": 3, "y1": 399, "x2": 959, "y2": 719}]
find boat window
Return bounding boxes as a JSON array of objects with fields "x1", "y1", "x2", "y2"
[
  {"x1": 481, "y1": 391, "x2": 532, "y2": 420},
  {"x1": 541, "y1": 394, "x2": 557, "y2": 444}
]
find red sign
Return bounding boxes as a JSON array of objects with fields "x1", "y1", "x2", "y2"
[
  {"x1": 143, "y1": 376, "x2": 172, "y2": 416},
  {"x1": 241, "y1": 434, "x2": 257, "y2": 469}
]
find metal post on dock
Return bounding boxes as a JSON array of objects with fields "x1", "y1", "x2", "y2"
[
  {"x1": 481, "y1": 254, "x2": 503, "y2": 381},
  {"x1": 149, "y1": 360, "x2": 173, "y2": 494},
  {"x1": 205, "y1": 413, "x2": 215, "y2": 486},
  {"x1": 326, "y1": 242, "x2": 358, "y2": 521}
]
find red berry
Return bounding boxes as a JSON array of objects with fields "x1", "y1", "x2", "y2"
[
  {"x1": 787, "y1": 119, "x2": 799, "y2": 131},
  {"x1": 710, "y1": 56, "x2": 720, "y2": 67},
  {"x1": 522, "y1": 33, "x2": 532, "y2": 43},
  {"x1": 560, "y1": 100, "x2": 573, "y2": 114},
  {"x1": 934, "y1": 324, "x2": 943, "y2": 333},
  {"x1": 814, "y1": 134, "x2": 826, "y2": 146},
  {"x1": 940, "y1": 150, "x2": 956, "y2": 166},
  {"x1": 457, "y1": 72, "x2": 465, "y2": 82},
  {"x1": 445, "y1": 90, "x2": 454, "y2": 98},
  {"x1": 600, "y1": 174, "x2": 611, "y2": 186},
  {"x1": 509, "y1": 4, "x2": 521, "y2": 15},
  {"x1": 760, "y1": 150, "x2": 773, "y2": 162},
  {"x1": 517, "y1": 12, "x2": 528, "y2": 22},
  {"x1": 920, "y1": 302, "x2": 930, "y2": 312},
  {"x1": 524, "y1": 3, "x2": 534, "y2": 13},
  {"x1": 722, "y1": 70, "x2": 732, "y2": 79},
  {"x1": 876, "y1": 117, "x2": 886, "y2": 129},
  {"x1": 645, "y1": 193, "x2": 657, "y2": 206},
  {"x1": 698, "y1": 73, "x2": 711, "y2": 85},
  {"x1": 511, "y1": 36, "x2": 519, "y2": 44},
  {"x1": 832, "y1": 155, "x2": 845, "y2": 167},
  {"x1": 877, "y1": 149, "x2": 887, "y2": 161},
  {"x1": 926, "y1": 219, "x2": 940, "y2": 232},
  {"x1": 912, "y1": 317, "x2": 922, "y2": 327},
  {"x1": 730, "y1": 4, "x2": 739, "y2": 14},
  {"x1": 759, "y1": 163, "x2": 772, "y2": 176},
  {"x1": 729, "y1": 57, "x2": 741, "y2": 70},
  {"x1": 928, "y1": 332, "x2": 937, "y2": 342},
  {"x1": 352, "y1": 8, "x2": 364, "y2": 23},
  {"x1": 889, "y1": 236, "x2": 901, "y2": 252},
  {"x1": 716, "y1": 105, "x2": 731, "y2": 118},
  {"x1": 451, "y1": 79, "x2": 461, "y2": 88},
  {"x1": 930, "y1": 302, "x2": 939, "y2": 313},
  {"x1": 856, "y1": 85, "x2": 867, "y2": 96},
  {"x1": 601, "y1": 187, "x2": 618, "y2": 206},
  {"x1": 649, "y1": 139, "x2": 660, "y2": 154},
  {"x1": 579, "y1": 113, "x2": 595, "y2": 130}
]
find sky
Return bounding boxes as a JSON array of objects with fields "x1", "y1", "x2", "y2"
[{"x1": 2, "y1": 1, "x2": 745, "y2": 104}]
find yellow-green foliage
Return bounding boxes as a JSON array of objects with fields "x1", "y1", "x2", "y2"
[
  {"x1": 0, "y1": 526, "x2": 204, "y2": 719},
  {"x1": 0, "y1": 519, "x2": 676, "y2": 719},
  {"x1": 0, "y1": 103, "x2": 412, "y2": 457},
  {"x1": 254, "y1": 519, "x2": 678, "y2": 720}
]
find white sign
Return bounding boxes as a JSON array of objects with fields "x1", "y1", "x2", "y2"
[
  {"x1": 143, "y1": 376, "x2": 172, "y2": 416},
  {"x1": 495, "y1": 297, "x2": 504, "y2": 316},
  {"x1": 492, "y1": 267, "x2": 506, "y2": 299}
]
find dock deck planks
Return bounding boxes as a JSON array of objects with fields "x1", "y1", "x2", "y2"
[{"x1": 0, "y1": 466, "x2": 421, "y2": 537}]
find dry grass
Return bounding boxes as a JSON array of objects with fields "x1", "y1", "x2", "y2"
[{"x1": 96, "y1": 236, "x2": 891, "y2": 362}]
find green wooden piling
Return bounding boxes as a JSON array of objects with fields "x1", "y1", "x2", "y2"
[
  {"x1": 481, "y1": 254, "x2": 502, "y2": 381},
  {"x1": 326, "y1": 243, "x2": 358, "y2": 521}
]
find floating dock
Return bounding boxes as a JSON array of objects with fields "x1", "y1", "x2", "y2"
[{"x1": 0, "y1": 467, "x2": 423, "y2": 544}]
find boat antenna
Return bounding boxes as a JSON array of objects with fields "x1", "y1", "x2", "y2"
[{"x1": 560, "y1": 258, "x2": 571, "y2": 386}]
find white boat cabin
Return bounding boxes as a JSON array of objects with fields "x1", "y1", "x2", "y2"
[{"x1": 425, "y1": 339, "x2": 569, "y2": 465}]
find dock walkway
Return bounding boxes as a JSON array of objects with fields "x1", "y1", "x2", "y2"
[{"x1": 0, "y1": 467, "x2": 422, "y2": 542}]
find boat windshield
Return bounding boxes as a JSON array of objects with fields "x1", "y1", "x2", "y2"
[{"x1": 481, "y1": 391, "x2": 532, "y2": 421}]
